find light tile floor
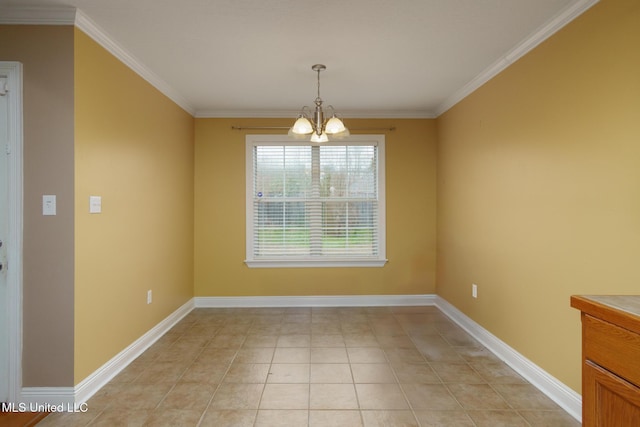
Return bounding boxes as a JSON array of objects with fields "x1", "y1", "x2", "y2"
[{"x1": 38, "y1": 306, "x2": 580, "y2": 426}]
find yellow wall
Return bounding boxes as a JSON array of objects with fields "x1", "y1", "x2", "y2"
[
  {"x1": 74, "y1": 29, "x2": 195, "y2": 383},
  {"x1": 194, "y1": 118, "x2": 436, "y2": 297},
  {"x1": 436, "y1": 0, "x2": 640, "y2": 393}
]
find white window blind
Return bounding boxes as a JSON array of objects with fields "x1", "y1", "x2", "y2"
[{"x1": 245, "y1": 135, "x2": 386, "y2": 268}]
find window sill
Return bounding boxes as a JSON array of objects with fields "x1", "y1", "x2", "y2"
[{"x1": 244, "y1": 259, "x2": 388, "y2": 268}]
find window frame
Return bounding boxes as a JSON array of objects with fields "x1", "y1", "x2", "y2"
[{"x1": 245, "y1": 134, "x2": 387, "y2": 268}]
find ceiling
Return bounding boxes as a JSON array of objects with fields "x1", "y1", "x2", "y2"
[{"x1": 0, "y1": 0, "x2": 595, "y2": 118}]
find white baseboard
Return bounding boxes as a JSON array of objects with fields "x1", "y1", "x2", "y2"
[
  {"x1": 434, "y1": 296, "x2": 582, "y2": 422},
  {"x1": 18, "y1": 298, "x2": 195, "y2": 408},
  {"x1": 73, "y1": 298, "x2": 195, "y2": 404},
  {"x1": 195, "y1": 294, "x2": 437, "y2": 308},
  {"x1": 17, "y1": 293, "x2": 580, "y2": 422},
  {"x1": 20, "y1": 387, "x2": 75, "y2": 406}
]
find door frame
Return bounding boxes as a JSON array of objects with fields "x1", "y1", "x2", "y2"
[{"x1": 1, "y1": 61, "x2": 24, "y2": 404}]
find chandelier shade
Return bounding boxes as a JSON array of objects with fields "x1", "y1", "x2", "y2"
[
  {"x1": 292, "y1": 116, "x2": 313, "y2": 134},
  {"x1": 289, "y1": 64, "x2": 349, "y2": 142},
  {"x1": 325, "y1": 115, "x2": 347, "y2": 134},
  {"x1": 310, "y1": 132, "x2": 329, "y2": 143}
]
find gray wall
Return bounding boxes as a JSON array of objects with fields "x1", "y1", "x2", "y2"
[{"x1": 0, "y1": 25, "x2": 75, "y2": 387}]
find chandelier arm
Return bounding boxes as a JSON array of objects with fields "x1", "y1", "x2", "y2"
[
  {"x1": 299, "y1": 105, "x2": 311, "y2": 118},
  {"x1": 290, "y1": 64, "x2": 345, "y2": 142}
]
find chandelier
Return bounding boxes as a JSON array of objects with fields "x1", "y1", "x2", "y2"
[{"x1": 288, "y1": 64, "x2": 350, "y2": 143}]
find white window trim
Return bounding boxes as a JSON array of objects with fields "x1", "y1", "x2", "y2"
[{"x1": 245, "y1": 134, "x2": 387, "y2": 268}]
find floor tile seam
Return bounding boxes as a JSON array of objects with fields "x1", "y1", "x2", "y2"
[
  {"x1": 345, "y1": 353, "x2": 365, "y2": 414},
  {"x1": 436, "y1": 329, "x2": 460, "y2": 348},
  {"x1": 431, "y1": 360, "x2": 489, "y2": 385},
  {"x1": 460, "y1": 410, "x2": 482, "y2": 427},
  {"x1": 466, "y1": 359, "x2": 505, "y2": 385},
  {"x1": 489, "y1": 384, "x2": 561, "y2": 412},
  {"x1": 376, "y1": 332, "x2": 425, "y2": 427},
  {"x1": 437, "y1": 382, "x2": 473, "y2": 415},
  {"x1": 513, "y1": 409, "x2": 556, "y2": 427},
  {"x1": 443, "y1": 382, "x2": 513, "y2": 413},
  {"x1": 208, "y1": 319, "x2": 264, "y2": 424},
  {"x1": 192, "y1": 401, "x2": 211, "y2": 427},
  {"x1": 413, "y1": 409, "x2": 480, "y2": 427},
  {"x1": 153, "y1": 381, "x2": 182, "y2": 414},
  {"x1": 375, "y1": 333, "x2": 439, "y2": 387},
  {"x1": 486, "y1": 382, "x2": 524, "y2": 411},
  {"x1": 386, "y1": 379, "x2": 424, "y2": 426},
  {"x1": 466, "y1": 409, "x2": 533, "y2": 426},
  {"x1": 307, "y1": 381, "x2": 312, "y2": 426},
  {"x1": 306, "y1": 346, "x2": 312, "y2": 426},
  {"x1": 75, "y1": 406, "x2": 105, "y2": 427},
  {"x1": 392, "y1": 311, "x2": 445, "y2": 368},
  {"x1": 175, "y1": 339, "x2": 210, "y2": 379},
  {"x1": 199, "y1": 333, "x2": 253, "y2": 417},
  {"x1": 435, "y1": 378, "x2": 489, "y2": 385},
  {"x1": 130, "y1": 359, "x2": 194, "y2": 386}
]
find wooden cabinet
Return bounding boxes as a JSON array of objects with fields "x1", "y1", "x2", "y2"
[{"x1": 572, "y1": 295, "x2": 640, "y2": 426}]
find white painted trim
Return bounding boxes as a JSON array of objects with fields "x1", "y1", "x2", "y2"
[
  {"x1": 0, "y1": 61, "x2": 24, "y2": 405},
  {"x1": 0, "y1": 7, "x2": 196, "y2": 116},
  {"x1": 17, "y1": 298, "x2": 194, "y2": 407},
  {"x1": 245, "y1": 135, "x2": 387, "y2": 267},
  {"x1": 20, "y1": 387, "x2": 76, "y2": 406},
  {"x1": 0, "y1": 1, "x2": 598, "y2": 120},
  {"x1": 73, "y1": 298, "x2": 194, "y2": 404},
  {"x1": 434, "y1": 296, "x2": 582, "y2": 422},
  {"x1": 245, "y1": 259, "x2": 388, "y2": 268},
  {"x1": 195, "y1": 109, "x2": 436, "y2": 119},
  {"x1": 195, "y1": 294, "x2": 437, "y2": 308},
  {"x1": 73, "y1": 10, "x2": 195, "y2": 116},
  {"x1": 435, "y1": 0, "x2": 599, "y2": 116}
]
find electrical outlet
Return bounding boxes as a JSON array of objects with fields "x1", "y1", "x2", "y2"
[
  {"x1": 147, "y1": 290, "x2": 152, "y2": 304},
  {"x1": 472, "y1": 284, "x2": 478, "y2": 298}
]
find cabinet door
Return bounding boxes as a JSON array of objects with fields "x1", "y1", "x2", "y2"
[{"x1": 584, "y1": 360, "x2": 640, "y2": 426}]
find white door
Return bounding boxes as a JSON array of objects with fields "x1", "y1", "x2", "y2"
[{"x1": 0, "y1": 62, "x2": 23, "y2": 404}]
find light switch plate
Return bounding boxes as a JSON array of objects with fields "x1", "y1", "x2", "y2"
[
  {"x1": 43, "y1": 195, "x2": 56, "y2": 216},
  {"x1": 89, "y1": 196, "x2": 102, "y2": 214}
]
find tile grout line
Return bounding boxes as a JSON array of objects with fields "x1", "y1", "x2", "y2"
[
  {"x1": 198, "y1": 316, "x2": 254, "y2": 427},
  {"x1": 391, "y1": 310, "x2": 430, "y2": 427},
  {"x1": 343, "y1": 320, "x2": 365, "y2": 427}
]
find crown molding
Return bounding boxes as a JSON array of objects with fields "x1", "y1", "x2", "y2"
[
  {"x1": 435, "y1": 0, "x2": 600, "y2": 117},
  {"x1": 195, "y1": 109, "x2": 437, "y2": 119},
  {"x1": 73, "y1": 9, "x2": 195, "y2": 116},
  {"x1": 0, "y1": 6, "x2": 195, "y2": 116},
  {"x1": 2, "y1": 0, "x2": 599, "y2": 120},
  {"x1": 341, "y1": 110, "x2": 437, "y2": 119},
  {"x1": 195, "y1": 109, "x2": 301, "y2": 119}
]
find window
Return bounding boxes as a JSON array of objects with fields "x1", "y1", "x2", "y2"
[{"x1": 245, "y1": 135, "x2": 386, "y2": 268}]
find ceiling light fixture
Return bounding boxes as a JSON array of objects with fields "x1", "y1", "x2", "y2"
[{"x1": 288, "y1": 64, "x2": 349, "y2": 143}]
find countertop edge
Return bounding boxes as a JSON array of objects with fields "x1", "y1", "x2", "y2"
[{"x1": 571, "y1": 295, "x2": 640, "y2": 335}]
